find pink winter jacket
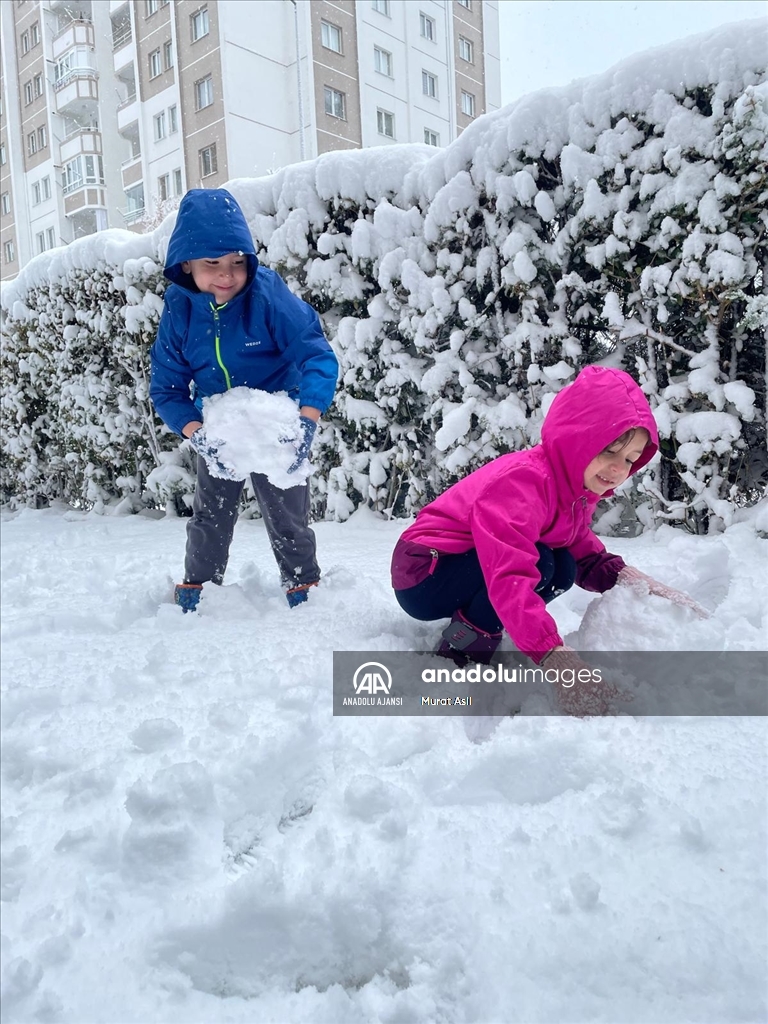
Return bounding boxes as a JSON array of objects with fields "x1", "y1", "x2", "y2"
[{"x1": 391, "y1": 365, "x2": 659, "y2": 661}]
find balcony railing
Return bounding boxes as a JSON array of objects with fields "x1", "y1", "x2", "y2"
[
  {"x1": 63, "y1": 176, "x2": 104, "y2": 196},
  {"x1": 117, "y1": 92, "x2": 137, "y2": 111},
  {"x1": 53, "y1": 17, "x2": 93, "y2": 43},
  {"x1": 54, "y1": 68, "x2": 99, "y2": 92},
  {"x1": 112, "y1": 26, "x2": 132, "y2": 50},
  {"x1": 122, "y1": 206, "x2": 145, "y2": 225},
  {"x1": 63, "y1": 124, "x2": 99, "y2": 141}
]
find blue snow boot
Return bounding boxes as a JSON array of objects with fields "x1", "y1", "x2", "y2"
[
  {"x1": 285, "y1": 581, "x2": 319, "y2": 608},
  {"x1": 175, "y1": 582, "x2": 202, "y2": 613}
]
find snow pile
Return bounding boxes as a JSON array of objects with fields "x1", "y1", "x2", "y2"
[
  {"x1": 0, "y1": 508, "x2": 765, "y2": 1022},
  {"x1": 1, "y1": 20, "x2": 766, "y2": 532},
  {"x1": 200, "y1": 388, "x2": 310, "y2": 488}
]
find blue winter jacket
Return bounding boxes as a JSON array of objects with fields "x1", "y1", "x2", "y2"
[{"x1": 149, "y1": 188, "x2": 338, "y2": 436}]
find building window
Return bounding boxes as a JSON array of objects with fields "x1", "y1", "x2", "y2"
[
  {"x1": 321, "y1": 21, "x2": 342, "y2": 53},
  {"x1": 124, "y1": 184, "x2": 145, "y2": 219},
  {"x1": 163, "y1": 40, "x2": 173, "y2": 69},
  {"x1": 4, "y1": 240, "x2": 15, "y2": 264},
  {"x1": 371, "y1": 0, "x2": 390, "y2": 14},
  {"x1": 458, "y1": 0, "x2": 471, "y2": 7},
  {"x1": 424, "y1": 128, "x2": 439, "y2": 146},
  {"x1": 374, "y1": 46, "x2": 393, "y2": 77},
  {"x1": 324, "y1": 85, "x2": 345, "y2": 119},
  {"x1": 459, "y1": 36, "x2": 473, "y2": 62},
  {"x1": 195, "y1": 76, "x2": 213, "y2": 110},
  {"x1": 55, "y1": 47, "x2": 96, "y2": 84},
  {"x1": 1, "y1": 192, "x2": 10, "y2": 215},
  {"x1": 149, "y1": 49, "x2": 161, "y2": 78},
  {"x1": 168, "y1": 104, "x2": 178, "y2": 133},
  {"x1": 24, "y1": 81, "x2": 33, "y2": 105},
  {"x1": 31, "y1": 21, "x2": 39, "y2": 45},
  {"x1": 42, "y1": 176, "x2": 51, "y2": 199},
  {"x1": 461, "y1": 90, "x2": 475, "y2": 117},
  {"x1": 173, "y1": 167, "x2": 183, "y2": 195},
  {"x1": 36, "y1": 231, "x2": 46, "y2": 254},
  {"x1": 422, "y1": 70, "x2": 438, "y2": 98},
  {"x1": 199, "y1": 143, "x2": 217, "y2": 177},
  {"x1": 377, "y1": 108, "x2": 394, "y2": 138},
  {"x1": 0, "y1": 144, "x2": 6, "y2": 165},
  {"x1": 34, "y1": 73, "x2": 43, "y2": 97},
  {"x1": 47, "y1": 227, "x2": 55, "y2": 249},
  {"x1": 32, "y1": 181, "x2": 42, "y2": 204},
  {"x1": 27, "y1": 131, "x2": 37, "y2": 156},
  {"x1": 146, "y1": 0, "x2": 158, "y2": 15},
  {"x1": 154, "y1": 111, "x2": 166, "y2": 140},
  {"x1": 420, "y1": 13, "x2": 435, "y2": 41},
  {"x1": 62, "y1": 154, "x2": 104, "y2": 193},
  {"x1": 38, "y1": 125, "x2": 47, "y2": 149},
  {"x1": 21, "y1": 30, "x2": 30, "y2": 54},
  {"x1": 191, "y1": 7, "x2": 209, "y2": 41},
  {"x1": 158, "y1": 173, "x2": 170, "y2": 201}
]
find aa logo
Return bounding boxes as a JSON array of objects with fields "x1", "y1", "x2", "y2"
[{"x1": 353, "y1": 662, "x2": 393, "y2": 695}]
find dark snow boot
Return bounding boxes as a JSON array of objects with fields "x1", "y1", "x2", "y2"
[
  {"x1": 437, "y1": 611, "x2": 503, "y2": 666},
  {"x1": 175, "y1": 582, "x2": 202, "y2": 613}
]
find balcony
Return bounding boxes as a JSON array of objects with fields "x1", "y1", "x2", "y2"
[
  {"x1": 54, "y1": 70, "x2": 99, "y2": 114},
  {"x1": 64, "y1": 185, "x2": 106, "y2": 213},
  {"x1": 116, "y1": 94, "x2": 138, "y2": 132},
  {"x1": 122, "y1": 206, "x2": 146, "y2": 226},
  {"x1": 121, "y1": 155, "x2": 143, "y2": 189},
  {"x1": 60, "y1": 127, "x2": 102, "y2": 166},
  {"x1": 112, "y1": 24, "x2": 132, "y2": 50},
  {"x1": 52, "y1": 19, "x2": 94, "y2": 60}
]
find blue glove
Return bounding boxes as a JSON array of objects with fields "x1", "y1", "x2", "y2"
[
  {"x1": 189, "y1": 427, "x2": 240, "y2": 481},
  {"x1": 288, "y1": 415, "x2": 317, "y2": 473}
]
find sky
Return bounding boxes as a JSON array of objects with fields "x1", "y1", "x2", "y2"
[{"x1": 498, "y1": 0, "x2": 768, "y2": 105}]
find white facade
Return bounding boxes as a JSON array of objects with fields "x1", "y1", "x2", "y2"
[
  {"x1": 218, "y1": 0, "x2": 306, "y2": 177},
  {"x1": 1, "y1": 0, "x2": 501, "y2": 276}
]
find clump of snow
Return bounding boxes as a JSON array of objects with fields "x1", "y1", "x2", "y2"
[{"x1": 201, "y1": 388, "x2": 310, "y2": 489}]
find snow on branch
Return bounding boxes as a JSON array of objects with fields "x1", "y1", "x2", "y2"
[{"x1": 1, "y1": 19, "x2": 766, "y2": 532}]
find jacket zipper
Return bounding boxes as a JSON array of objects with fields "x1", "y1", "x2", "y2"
[
  {"x1": 211, "y1": 302, "x2": 232, "y2": 390},
  {"x1": 428, "y1": 548, "x2": 439, "y2": 575}
]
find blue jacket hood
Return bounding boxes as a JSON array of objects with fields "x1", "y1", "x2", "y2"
[{"x1": 164, "y1": 188, "x2": 258, "y2": 291}]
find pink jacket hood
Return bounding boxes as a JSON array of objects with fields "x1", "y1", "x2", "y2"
[
  {"x1": 393, "y1": 365, "x2": 659, "y2": 660},
  {"x1": 542, "y1": 365, "x2": 658, "y2": 502}
]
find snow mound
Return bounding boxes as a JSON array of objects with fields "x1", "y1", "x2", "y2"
[{"x1": 200, "y1": 388, "x2": 310, "y2": 488}]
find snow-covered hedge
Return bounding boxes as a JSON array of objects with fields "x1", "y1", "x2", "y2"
[{"x1": 2, "y1": 20, "x2": 766, "y2": 531}]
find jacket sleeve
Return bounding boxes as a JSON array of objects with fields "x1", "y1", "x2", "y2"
[
  {"x1": 264, "y1": 270, "x2": 338, "y2": 414},
  {"x1": 149, "y1": 301, "x2": 200, "y2": 436},
  {"x1": 469, "y1": 466, "x2": 563, "y2": 663},
  {"x1": 567, "y1": 509, "x2": 626, "y2": 592}
]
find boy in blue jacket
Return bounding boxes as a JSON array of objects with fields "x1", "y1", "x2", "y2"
[{"x1": 150, "y1": 189, "x2": 338, "y2": 611}]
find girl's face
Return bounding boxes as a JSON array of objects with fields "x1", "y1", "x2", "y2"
[{"x1": 583, "y1": 428, "x2": 650, "y2": 495}]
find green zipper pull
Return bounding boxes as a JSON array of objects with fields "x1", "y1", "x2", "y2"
[{"x1": 211, "y1": 302, "x2": 232, "y2": 390}]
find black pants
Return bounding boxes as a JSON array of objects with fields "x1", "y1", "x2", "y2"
[
  {"x1": 185, "y1": 456, "x2": 320, "y2": 587},
  {"x1": 394, "y1": 544, "x2": 576, "y2": 634}
]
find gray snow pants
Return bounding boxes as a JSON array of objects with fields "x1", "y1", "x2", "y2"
[{"x1": 184, "y1": 455, "x2": 320, "y2": 588}]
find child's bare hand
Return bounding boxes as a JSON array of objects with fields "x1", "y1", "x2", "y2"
[{"x1": 618, "y1": 566, "x2": 710, "y2": 619}]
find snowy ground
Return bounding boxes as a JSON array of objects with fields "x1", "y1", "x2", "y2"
[{"x1": 1, "y1": 507, "x2": 766, "y2": 1024}]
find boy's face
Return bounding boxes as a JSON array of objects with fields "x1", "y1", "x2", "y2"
[
  {"x1": 181, "y1": 253, "x2": 247, "y2": 305},
  {"x1": 583, "y1": 429, "x2": 650, "y2": 495}
]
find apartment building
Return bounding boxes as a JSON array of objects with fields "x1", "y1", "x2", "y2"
[{"x1": 0, "y1": 0, "x2": 500, "y2": 278}]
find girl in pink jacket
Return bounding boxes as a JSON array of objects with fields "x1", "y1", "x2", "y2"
[{"x1": 391, "y1": 365, "x2": 704, "y2": 702}]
